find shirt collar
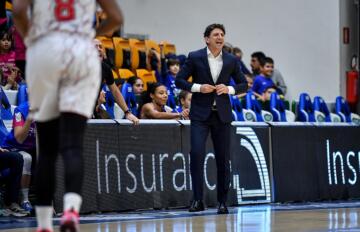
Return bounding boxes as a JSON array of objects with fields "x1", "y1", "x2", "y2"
[{"x1": 207, "y1": 47, "x2": 222, "y2": 59}]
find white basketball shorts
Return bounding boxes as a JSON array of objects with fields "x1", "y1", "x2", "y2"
[{"x1": 26, "y1": 32, "x2": 101, "y2": 122}]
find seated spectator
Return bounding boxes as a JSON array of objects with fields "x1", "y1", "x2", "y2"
[
  {"x1": 0, "y1": 147, "x2": 28, "y2": 217},
  {"x1": 1, "y1": 101, "x2": 35, "y2": 214},
  {"x1": 237, "y1": 74, "x2": 254, "y2": 99},
  {"x1": 126, "y1": 76, "x2": 144, "y2": 115},
  {"x1": 93, "y1": 90, "x2": 111, "y2": 119},
  {"x1": 250, "y1": 51, "x2": 287, "y2": 95},
  {"x1": 140, "y1": 82, "x2": 189, "y2": 119},
  {"x1": 163, "y1": 58, "x2": 181, "y2": 97},
  {"x1": 0, "y1": 30, "x2": 22, "y2": 90},
  {"x1": 252, "y1": 57, "x2": 277, "y2": 101},
  {"x1": 263, "y1": 87, "x2": 277, "y2": 101},
  {"x1": 176, "y1": 90, "x2": 192, "y2": 116},
  {"x1": 127, "y1": 76, "x2": 144, "y2": 97},
  {"x1": 250, "y1": 51, "x2": 266, "y2": 76},
  {"x1": 232, "y1": 47, "x2": 251, "y2": 75}
]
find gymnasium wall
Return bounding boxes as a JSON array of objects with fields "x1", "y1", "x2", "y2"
[{"x1": 120, "y1": 0, "x2": 358, "y2": 104}]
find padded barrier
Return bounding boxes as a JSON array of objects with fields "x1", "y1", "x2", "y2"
[{"x1": 53, "y1": 120, "x2": 360, "y2": 213}]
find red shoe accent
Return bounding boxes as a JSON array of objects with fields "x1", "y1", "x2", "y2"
[
  {"x1": 36, "y1": 229, "x2": 53, "y2": 232},
  {"x1": 60, "y1": 209, "x2": 80, "y2": 232}
]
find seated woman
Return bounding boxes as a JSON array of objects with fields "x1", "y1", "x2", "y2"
[
  {"x1": 140, "y1": 82, "x2": 189, "y2": 119},
  {"x1": 127, "y1": 76, "x2": 144, "y2": 97}
]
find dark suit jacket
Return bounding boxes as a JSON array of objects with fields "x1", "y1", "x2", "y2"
[{"x1": 175, "y1": 47, "x2": 247, "y2": 123}]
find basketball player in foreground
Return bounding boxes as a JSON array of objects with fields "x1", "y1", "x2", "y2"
[{"x1": 13, "y1": 0, "x2": 123, "y2": 231}]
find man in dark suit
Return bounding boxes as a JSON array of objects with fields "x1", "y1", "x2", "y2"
[{"x1": 175, "y1": 24, "x2": 248, "y2": 214}]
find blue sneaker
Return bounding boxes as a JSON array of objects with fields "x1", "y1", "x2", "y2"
[{"x1": 21, "y1": 201, "x2": 33, "y2": 214}]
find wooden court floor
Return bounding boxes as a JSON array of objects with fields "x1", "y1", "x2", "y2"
[{"x1": 2, "y1": 201, "x2": 360, "y2": 232}]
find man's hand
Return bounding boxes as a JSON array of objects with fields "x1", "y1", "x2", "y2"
[
  {"x1": 0, "y1": 148, "x2": 9, "y2": 153},
  {"x1": 215, "y1": 84, "x2": 229, "y2": 95},
  {"x1": 126, "y1": 112, "x2": 139, "y2": 125},
  {"x1": 180, "y1": 109, "x2": 190, "y2": 119},
  {"x1": 200, "y1": 84, "x2": 216, "y2": 93}
]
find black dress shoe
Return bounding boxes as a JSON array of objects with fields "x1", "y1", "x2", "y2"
[
  {"x1": 217, "y1": 202, "x2": 229, "y2": 214},
  {"x1": 189, "y1": 200, "x2": 205, "y2": 212}
]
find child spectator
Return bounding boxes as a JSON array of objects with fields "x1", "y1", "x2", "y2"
[
  {"x1": 0, "y1": 30, "x2": 22, "y2": 90},
  {"x1": 237, "y1": 74, "x2": 254, "y2": 99},
  {"x1": 163, "y1": 58, "x2": 181, "y2": 98},
  {"x1": 93, "y1": 90, "x2": 111, "y2": 119},
  {"x1": 176, "y1": 90, "x2": 192, "y2": 117},
  {"x1": 1, "y1": 101, "x2": 36, "y2": 214},
  {"x1": 251, "y1": 57, "x2": 277, "y2": 101},
  {"x1": 140, "y1": 82, "x2": 189, "y2": 119}
]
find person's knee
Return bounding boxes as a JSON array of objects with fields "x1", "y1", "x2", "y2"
[{"x1": 19, "y1": 151, "x2": 32, "y2": 175}]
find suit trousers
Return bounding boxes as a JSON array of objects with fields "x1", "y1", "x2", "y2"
[{"x1": 190, "y1": 111, "x2": 231, "y2": 203}]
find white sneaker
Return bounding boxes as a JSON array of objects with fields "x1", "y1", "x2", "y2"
[
  {"x1": 8, "y1": 203, "x2": 30, "y2": 216},
  {"x1": 1, "y1": 208, "x2": 27, "y2": 217}
]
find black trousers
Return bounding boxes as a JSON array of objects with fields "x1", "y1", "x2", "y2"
[
  {"x1": 190, "y1": 111, "x2": 231, "y2": 203},
  {"x1": 0, "y1": 151, "x2": 23, "y2": 205}
]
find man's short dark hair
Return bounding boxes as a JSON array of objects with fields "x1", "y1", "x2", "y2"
[
  {"x1": 260, "y1": 57, "x2": 274, "y2": 67},
  {"x1": 167, "y1": 58, "x2": 180, "y2": 69},
  {"x1": 204, "y1": 24, "x2": 225, "y2": 37},
  {"x1": 251, "y1": 51, "x2": 266, "y2": 64}
]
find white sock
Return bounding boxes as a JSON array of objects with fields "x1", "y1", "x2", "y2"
[
  {"x1": 35, "y1": 206, "x2": 53, "y2": 230},
  {"x1": 21, "y1": 188, "x2": 29, "y2": 202},
  {"x1": 63, "y1": 192, "x2": 82, "y2": 212}
]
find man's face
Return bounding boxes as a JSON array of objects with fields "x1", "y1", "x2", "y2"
[
  {"x1": 205, "y1": 28, "x2": 225, "y2": 51},
  {"x1": 261, "y1": 63, "x2": 274, "y2": 77},
  {"x1": 94, "y1": 40, "x2": 105, "y2": 59},
  {"x1": 250, "y1": 57, "x2": 261, "y2": 72}
]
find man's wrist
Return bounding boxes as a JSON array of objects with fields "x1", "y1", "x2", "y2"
[{"x1": 124, "y1": 109, "x2": 131, "y2": 115}]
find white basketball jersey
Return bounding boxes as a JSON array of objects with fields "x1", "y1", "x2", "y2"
[{"x1": 25, "y1": 0, "x2": 96, "y2": 46}]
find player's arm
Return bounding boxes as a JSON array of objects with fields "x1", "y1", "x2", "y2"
[
  {"x1": 108, "y1": 83, "x2": 139, "y2": 124},
  {"x1": 13, "y1": 113, "x2": 32, "y2": 144},
  {"x1": 96, "y1": 0, "x2": 124, "y2": 36},
  {"x1": 12, "y1": 0, "x2": 31, "y2": 38},
  {"x1": 142, "y1": 104, "x2": 181, "y2": 120}
]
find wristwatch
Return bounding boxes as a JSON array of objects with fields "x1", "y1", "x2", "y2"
[{"x1": 124, "y1": 109, "x2": 131, "y2": 115}]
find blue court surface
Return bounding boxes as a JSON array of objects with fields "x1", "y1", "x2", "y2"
[{"x1": 2, "y1": 201, "x2": 360, "y2": 231}]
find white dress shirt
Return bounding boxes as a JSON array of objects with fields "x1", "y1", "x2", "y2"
[{"x1": 191, "y1": 47, "x2": 235, "y2": 95}]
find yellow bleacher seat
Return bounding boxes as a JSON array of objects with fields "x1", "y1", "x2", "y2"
[
  {"x1": 160, "y1": 41, "x2": 176, "y2": 56},
  {"x1": 136, "y1": 69, "x2": 157, "y2": 91},
  {"x1": 118, "y1": 69, "x2": 135, "y2": 79},
  {"x1": 129, "y1": 39, "x2": 147, "y2": 71},
  {"x1": 5, "y1": 2, "x2": 12, "y2": 10},
  {"x1": 112, "y1": 37, "x2": 132, "y2": 69},
  {"x1": 145, "y1": 40, "x2": 160, "y2": 54},
  {"x1": 96, "y1": 36, "x2": 114, "y2": 50},
  {"x1": 111, "y1": 69, "x2": 119, "y2": 79}
]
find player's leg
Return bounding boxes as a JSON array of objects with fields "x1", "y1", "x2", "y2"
[
  {"x1": 35, "y1": 119, "x2": 60, "y2": 232},
  {"x1": 58, "y1": 113, "x2": 87, "y2": 232},
  {"x1": 58, "y1": 36, "x2": 101, "y2": 232},
  {"x1": 26, "y1": 35, "x2": 63, "y2": 232}
]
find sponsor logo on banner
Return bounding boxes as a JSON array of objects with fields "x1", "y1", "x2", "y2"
[
  {"x1": 233, "y1": 127, "x2": 271, "y2": 203},
  {"x1": 326, "y1": 139, "x2": 360, "y2": 186}
]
